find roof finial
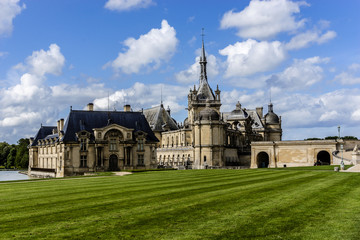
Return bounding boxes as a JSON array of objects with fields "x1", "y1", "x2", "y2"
[
  {"x1": 161, "y1": 84, "x2": 163, "y2": 106},
  {"x1": 201, "y1": 28, "x2": 205, "y2": 43}
]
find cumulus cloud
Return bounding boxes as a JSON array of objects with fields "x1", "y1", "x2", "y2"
[
  {"x1": 0, "y1": 44, "x2": 111, "y2": 143},
  {"x1": 104, "y1": 0, "x2": 153, "y2": 11},
  {"x1": 286, "y1": 26, "x2": 336, "y2": 50},
  {"x1": 0, "y1": 0, "x2": 25, "y2": 37},
  {"x1": 220, "y1": 0, "x2": 308, "y2": 40},
  {"x1": 93, "y1": 82, "x2": 189, "y2": 114},
  {"x1": 334, "y1": 63, "x2": 360, "y2": 85},
  {"x1": 272, "y1": 89, "x2": 360, "y2": 130},
  {"x1": 219, "y1": 39, "x2": 287, "y2": 77},
  {"x1": 107, "y1": 20, "x2": 178, "y2": 74},
  {"x1": 175, "y1": 53, "x2": 219, "y2": 84},
  {"x1": 267, "y1": 56, "x2": 329, "y2": 91}
]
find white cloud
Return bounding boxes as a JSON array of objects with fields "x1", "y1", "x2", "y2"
[
  {"x1": 219, "y1": 39, "x2": 287, "y2": 77},
  {"x1": 220, "y1": 0, "x2": 308, "y2": 40},
  {"x1": 286, "y1": 29, "x2": 336, "y2": 50},
  {"x1": 267, "y1": 56, "x2": 329, "y2": 91},
  {"x1": 274, "y1": 89, "x2": 360, "y2": 129},
  {"x1": 108, "y1": 20, "x2": 178, "y2": 74},
  {"x1": 0, "y1": 0, "x2": 25, "y2": 37},
  {"x1": 334, "y1": 63, "x2": 360, "y2": 85},
  {"x1": 26, "y1": 44, "x2": 65, "y2": 76},
  {"x1": 319, "y1": 110, "x2": 339, "y2": 122},
  {"x1": 104, "y1": 0, "x2": 153, "y2": 11},
  {"x1": 0, "y1": 44, "x2": 111, "y2": 143},
  {"x1": 93, "y1": 82, "x2": 189, "y2": 114},
  {"x1": 175, "y1": 53, "x2": 219, "y2": 84}
]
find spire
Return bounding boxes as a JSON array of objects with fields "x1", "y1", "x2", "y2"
[{"x1": 199, "y1": 28, "x2": 207, "y2": 85}]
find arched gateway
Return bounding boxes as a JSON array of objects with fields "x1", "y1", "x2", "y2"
[
  {"x1": 317, "y1": 151, "x2": 331, "y2": 165},
  {"x1": 257, "y1": 152, "x2": 269, "y2": 168}
]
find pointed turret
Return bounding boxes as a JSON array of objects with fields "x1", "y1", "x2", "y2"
[
  {"x1": 197, "y1": 32, "x2": 215, "y2": 101},
  {"x1": 199, "y1": 37, "x2": 207, "y2": 85}
]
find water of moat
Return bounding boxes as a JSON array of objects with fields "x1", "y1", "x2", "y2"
[{"x1": 0, "y1": 171, "x2": 30, "y2": 181}]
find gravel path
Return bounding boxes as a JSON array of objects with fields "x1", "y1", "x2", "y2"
[{"x1": 113, "y1": 171, "x2": 133, "y2": 176}]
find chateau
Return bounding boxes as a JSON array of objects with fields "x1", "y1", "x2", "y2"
[
  {"x1": 29, "y1": 40, "x2": 355, "y2": 178},
  {"x1": 28, "y1": 40, "x2": 282, "y2": 177}
]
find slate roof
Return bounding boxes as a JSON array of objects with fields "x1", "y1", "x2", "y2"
[
  {"x1": 31, "y1": 110, "x2": 159, "y2": 145},
  {"x1": 197, "y1": 81, "x2": 215, "y2": 100},
  {"x1": 61, "y1": 110, "x2": 158, "y2": 142},
  {"x1": 143, "y1": 105, "x2": 178, "y2": 132},
  {"x1": 223, "y1": 109, "x2": 264, "y2": 129},
  {"x1": 31, "y1": 126, "x2": 57, "y2": 146}
]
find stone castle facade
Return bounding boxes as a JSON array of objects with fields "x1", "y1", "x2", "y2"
[
  {"x1": 28, "y1": 105, "x2": 158, "y2": 177},
  {"x1": 144, "y1": 40, "x2": 282, "y2": 169},
  {"x1": 28, "y1": 40, "x2": 283, "y2": 177}
]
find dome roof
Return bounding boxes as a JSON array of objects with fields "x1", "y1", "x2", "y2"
[
  {"x1": 227, "y1": 101, "x2": 248, "y2": 121},
  {"x1": 265, "y1": 103, "x2": 280, "y2": 124},
  {"x1": 265, "y1": 112, "x2": 279, "y2": 124},
  {"x1": 199, "y1": 103, "x2": 219, "y2": 120}
]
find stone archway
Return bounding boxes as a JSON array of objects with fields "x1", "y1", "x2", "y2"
[
  {"x1": 257, "y1": 152, "x2": 269, "y2": 168},
  {"x1": 109, "y1": 154, "x2": 119, "y2": 171},
  {"x1": 317, "y1": 151, "x2": 331, "y2": 165}
]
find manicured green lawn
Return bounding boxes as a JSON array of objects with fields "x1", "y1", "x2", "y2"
[{"x1": 1, "y1": 169, "x2": 360, "y2": 239}]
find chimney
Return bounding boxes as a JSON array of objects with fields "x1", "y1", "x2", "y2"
[
  {"x1": 124, "y1": 104, "x2": 131, "y2": 112},
  {"x1": 87, "y1": 103, "x2": 94, "y2": 111},
  {"x1": 60, "y1": 118, "x2": 64, "y2": 131},
  {"x1": 57, "y1": 120, "x2": 61, "y2": 133},
  {"x1": 256, "y1": 107, "x2": 263, "y2": 118}
]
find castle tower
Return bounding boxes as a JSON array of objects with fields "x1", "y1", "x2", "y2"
[
  {"x1": 264, "y1": 102, "x2": 282, "y2": 141},
  {"x1": 187, "y1": 39, "x2": 221, "y2": 126},
  {"x1": 189, "y1": 38, "x2": 225, "y2": 169}
]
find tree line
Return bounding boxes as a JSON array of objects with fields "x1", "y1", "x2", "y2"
[
  {"x1": 0, "y1": 138, "x2": 29, "y2": 169},
  {"x1": 305, "y1": 136, "x2": 358, "y2": 141}
]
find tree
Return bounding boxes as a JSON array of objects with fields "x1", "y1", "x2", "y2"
[
  {"x1": 0, "y1": 142, "x2": 10, "y2": 166},
  {"x1": 324, "y1": 136, "x2": 338, "y2": 140},
  {"x1": 6, "y1": 147, "x2": 17, "y2": 169},
  {"x1": 304, "y1": 138, "x2": 323, "y2": 141},
  {"x1": 343, "y1": 136, "x2": 358, "y2": 140},
  {"x1": 15, "y1": 138, "x2": 30, "y2": 168}
]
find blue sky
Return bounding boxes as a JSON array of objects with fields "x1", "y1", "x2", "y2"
[{"x1": 0, "y1": 0, "x2": 360, "y2": 143}]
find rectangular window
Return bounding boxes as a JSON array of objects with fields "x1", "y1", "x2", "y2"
[
  {"x1": 138, "y1": 155, "x2": 144, "y2": 166},
  {"x1": 109, "y1": 139, "x2": 117, "y2": 151},
  {"x1": 137, "y1": 139, "x2": 144, "y2": 151},
  {"x1": 80, "y1": 138, "x2": 87, "y2": 151},
  {"x1": 80, "y1": 155, "x2": 87, "y2": 168}
]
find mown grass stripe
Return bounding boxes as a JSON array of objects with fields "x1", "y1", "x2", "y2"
[{"x1": 1, "y1": 170, "x2": 360, "y2": 239}]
